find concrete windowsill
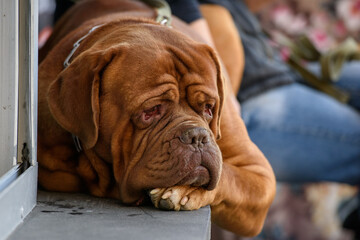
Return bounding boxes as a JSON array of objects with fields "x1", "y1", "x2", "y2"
[{"x1": 8, "y1": 191, "x2": 211, "y2": 240}]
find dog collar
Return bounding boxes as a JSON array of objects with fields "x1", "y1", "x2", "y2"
[
  {"x1": 63, "y1": 24, "x2": 104, "y2": 153},
  {"x1": 63, "y1": 24, "x2": 104, "y2": 68},
  {"x1": 72, "y1": 134, "x2": 83, "y2": 152},
  {"x1": 141, "y1": 0, "x2": 172, "y2": 27}
]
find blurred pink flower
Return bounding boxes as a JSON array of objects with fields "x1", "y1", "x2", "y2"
[
  {"x1": 280, "y1": 47, "x2": 291, "y2": 61},
  {"x1": 308, "y1": 28, "x2": 335, "y2": 52},
  {"x1": 260, "y1": 0, "x2": 360, "y2": 54},
  {"x1": 333, "y1": 20, "x2": 348, "y2": 39},
  {"x1": 351, "y1": 0, "x2": 360, "y2": 14},
  {"x1": 337, "y1": 0, "x2": 360, "y2": 32},
  {"x1": 271, "y1": 5, "x2": 307, "y2": 35},
  {"x1": 310, "y1": 12, "x2": 330, "y2": 31}
]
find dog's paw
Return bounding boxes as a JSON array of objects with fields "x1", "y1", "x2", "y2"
[{"x1": 149, "y1": 186, "x2": 214, "y2": 211}]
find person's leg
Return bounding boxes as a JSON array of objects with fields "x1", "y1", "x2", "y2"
[
  {"x1": 308, "y1": 61, "x2": 360, "y2": 110},
  {"x1": 333, "y1": 61, "x2": 360, "y2": 110},
  {"x1": 241, "y1": 83, "x2": 360, "y2": 184}
]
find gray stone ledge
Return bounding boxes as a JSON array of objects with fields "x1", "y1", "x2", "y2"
[{"x1": 8, "y1": 191, "x2": 211, "y2": 240}]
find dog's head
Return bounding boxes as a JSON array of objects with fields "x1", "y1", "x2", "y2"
[{"x1": 48, "y1": 20, "x2": 224, "y2": 203}]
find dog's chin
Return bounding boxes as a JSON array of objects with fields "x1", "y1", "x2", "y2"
[
  {"x1": 177, "y1": 165, "x2": 210, "y2": 187},
  {"x1": 177, "y1": 164, "x2": 219, "y2": 190}
]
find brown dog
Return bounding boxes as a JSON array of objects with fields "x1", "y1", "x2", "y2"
[{"x1": 38, "y1": 0, "x2": 275, "y2": 236}]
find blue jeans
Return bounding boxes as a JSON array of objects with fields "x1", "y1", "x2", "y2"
[{"x1": 241, "y1": 62, "x2": 360, "y2": 185}]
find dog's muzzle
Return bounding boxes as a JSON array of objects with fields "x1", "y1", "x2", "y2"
[{"x1": 176, "y1": 127, "x2": 221, "y2": 190}]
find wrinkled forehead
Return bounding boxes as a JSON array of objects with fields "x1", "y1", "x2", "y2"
[
  {"x1": 99, "y1": 23, "x2": 219, "y2": 106},
  {"x1": 97, "y1": 22, "x2": 217, "y2": 70}
]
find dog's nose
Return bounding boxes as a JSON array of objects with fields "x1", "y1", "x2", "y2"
[{"x1": 180, "y1": 127, "x2": 210, "y2": 148}]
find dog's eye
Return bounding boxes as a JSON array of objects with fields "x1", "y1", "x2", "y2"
[
  {"x1": 204, "y1": 104, "x2": 213, "y2": 120},
  {"x1": 143, "y1": 104, "x2": 162, "y2": 121}
]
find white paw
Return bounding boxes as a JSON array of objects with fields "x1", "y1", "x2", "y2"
[{"x1": 149, "y1": 186, "x2": 209, "y2": 211}]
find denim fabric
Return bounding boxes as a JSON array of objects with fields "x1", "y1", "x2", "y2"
[
  {"x1": 307, "y1": 61, "x2": 360, "y2": 111},
  {"x1": 241, "y1": 79, "x2": 360, "y2": 184}
]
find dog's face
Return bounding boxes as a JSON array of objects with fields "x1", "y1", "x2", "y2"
[{"x1": 47, "y1": 21, "x2": 224, "y2": 203}]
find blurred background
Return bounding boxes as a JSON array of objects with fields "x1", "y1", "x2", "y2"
[
  {"x1": 250, "y1": 2, "x2": 359, "y2": 239},
  {"x1": 258, "y1": 0, "x2": 360, "y2": 52}
]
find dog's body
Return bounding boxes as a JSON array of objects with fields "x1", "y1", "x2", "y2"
[{"x1": 38, "y1": 0, "x2": 275, "y2": 236}]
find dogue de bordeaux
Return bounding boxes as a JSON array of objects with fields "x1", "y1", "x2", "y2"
[{"x1": 38, "y1": 0, "x2": 275, "y2": 236}]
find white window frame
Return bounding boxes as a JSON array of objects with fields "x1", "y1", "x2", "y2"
[{"x1": 0, "y1": 0, "x2": 38, "y2": 239}]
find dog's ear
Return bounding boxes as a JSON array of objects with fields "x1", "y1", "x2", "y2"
[
  {"x1": 206, "y1": 47, "x2": 225, "y2": 140},
  {"x1": 47, "y1": 46, "x2": 121, "y2": 149}
]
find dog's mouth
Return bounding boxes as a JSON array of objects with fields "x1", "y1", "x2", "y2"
[
  {"x1": 174, "y1": 144, "x2": 221, "y2": 191},
  {"x1": 177, "y1": 165, "x2": 211, "y2": 189},
  {"x1": 154, "y1": 126, "x2": 221, "y2": 191},
  {"x1": 174, "y1": 127, "x2": 221, "y2": 190}
]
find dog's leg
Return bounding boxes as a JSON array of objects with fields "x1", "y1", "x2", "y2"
[
  {"x1": 76, "y1": 149, "x2": 120, "y2": 199},
  {"x1": 37, "y1": 143, "x2": 84, "y2": 192},
  {"x1": 208, "y1": 95, "x2": 276, "y2": 236},
  {"x1": 38, "y1": 165, "x2": 84, "y2": 192}
]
